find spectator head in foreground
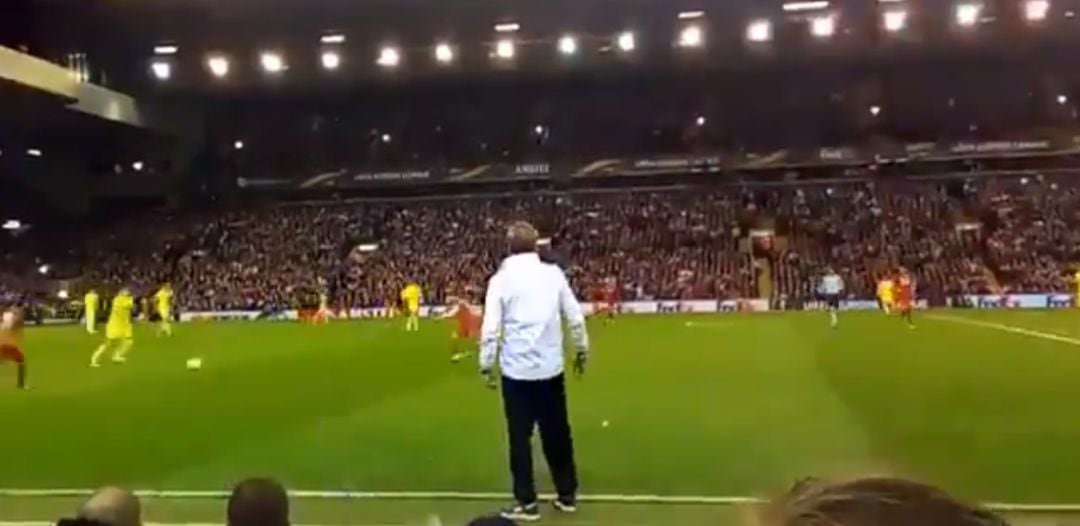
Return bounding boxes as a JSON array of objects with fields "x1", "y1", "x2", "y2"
[
  {"x1": 507, "y1": 221, "x2": 539, "y2": 255},
  {"x1": 762, "y1": 477, "x2": 1009, "y2": 526},
  {"x1": 77, "y1": 486, "x2": 142, "y2": 526},
  {"x1": 228, "y1": 478, "x2": 290, "y2": 526},
  {"x1": 466, "y1": 517, "x2": 517, "y2": 526}
]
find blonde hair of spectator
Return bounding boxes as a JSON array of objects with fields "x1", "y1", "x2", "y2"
[
  {"x1": 78, "y1": 486, "x2": 142, "y2": 526},
  {"x1": 761, "y1": 477, "x2": 1009, "y2": 526},
  {"x1": 507, "y1": 221, "x2": 540, "y2": 254}
]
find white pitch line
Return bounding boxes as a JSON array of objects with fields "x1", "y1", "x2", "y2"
[
  {"x1": 3, "y1": 488, "x2": 1080, "y2": 513},
  {"x1": 0, "y1": 488, "x2": 759, "y2": 505},
  {"x1": 0, "y1": 523, "x2": 407, "y2": 526},
  {"x1": 926, "y1": 314, "x2": 1080, "y2": 347}
]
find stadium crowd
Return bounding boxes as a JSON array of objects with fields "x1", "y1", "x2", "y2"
[{"x1": 3, "y1": 173, "x2": 1079, "y2": 313}]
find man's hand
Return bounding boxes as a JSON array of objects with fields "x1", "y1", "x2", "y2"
[
  {"x1": 573, "y1": 351, "x2": 587, "y2": 378},
  {"x1": 481, "y1": 369, "x2": 498, "y2": 390}
]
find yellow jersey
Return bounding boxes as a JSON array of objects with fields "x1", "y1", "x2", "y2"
[
  {"x1": 154, "y1": 287, "x2": 173, "y2": 315},
  {"x1": 85, "y1": 291, "x2": 99, "y2": 313},
  {"x1": 878, "y1": 280, "x2": 894, "y2": 301},
  {"x1": 108, "y1": 293, "x2": 135, "y2": 330},
  {"x1": 400, "y1": 284, "x2": 422, "y2": 309}
]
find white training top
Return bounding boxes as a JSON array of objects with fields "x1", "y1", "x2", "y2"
[{"x1": 480, "y1": 252, "x2": 589, "y2": 381}]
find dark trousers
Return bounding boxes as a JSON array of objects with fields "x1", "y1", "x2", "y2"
[{"x1": 501, "y1": 373, "x2": 578, "y2": 504}]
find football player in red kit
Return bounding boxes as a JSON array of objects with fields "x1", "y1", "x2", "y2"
[
  {"x1": 1, "y1": 306, "x2": 28, "y2": 390},
  {"x1": 445, "y1": 298, "x2": 482, "y2": 363},
  {"x1": 594, "y1": 278, "x2": 620, "y2": 323},
  {"x1": 894, "y1": 269, "x2": 916, "y2": 329}
]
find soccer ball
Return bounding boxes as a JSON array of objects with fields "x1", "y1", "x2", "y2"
[{"x1": 186, "y1": 358, "x2": 203, "y2": 371}]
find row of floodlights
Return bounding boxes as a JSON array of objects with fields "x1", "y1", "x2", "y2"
[{"x1": 147, "y1": 1, "x2": 1063, "y2": 80}]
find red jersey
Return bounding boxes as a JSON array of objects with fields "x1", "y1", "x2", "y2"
[
  {"x1": 894, "y1": 276, "x2": 914, "y2": 303},
  {"x1": 455, "y1": 302, "x2": 481, "y2": 338},
  {"x1": 602, "y1": 283, "x2": 619, "y2": 304}
]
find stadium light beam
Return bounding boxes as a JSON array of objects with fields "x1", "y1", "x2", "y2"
[
  {"x1": 558, "y1": 35, "x2": 578, "y2": 55},
  {"x1": 678, "y1": 25, "x2": 705, "y2": 47},
  {"x1": 783, "y1": 1, "x2": 830, "y2": 12},
  {"x1": 260, "y1": 52, "x2": 285, "y2": 73},
  {"x1": 883, "y1": 9, "x2": 908, "y2": 32},
  {"x1": 150, "y1": 60, "x2": 171, "y2": 80},
  {"x1": 955, "y1": 3, "x2": 982, "y2": 27},
  {"x1": 1025, "y1": 0, "x2": 1050, "y2": 21},
  {"x1": 678, "y1": 10, "x2": 706, "y2": 19},
  {"x1": 495, "y1": 39, "x2": 515, "y2": 59},
  {"x1": 617, "y1": 31, "x2": 636, "y2": 52},
  {"x1": 810, "y1": 15, "x2": 836, "y2": 37},
  {"x1": 320, "y1": 33, "x2": 346, "y2": 44},
  {"x1": 206, "y1": 55, "x2": 230, "y2": 78},
  {"x1": 434, "y1": 43, "x2": 455, "y2": 63},
  {"x1": 321, "y1": 50, "x2": 341, "y2": 70},
  {"x1": 746, "y1": 19, "x2": 773, "y2": 42},
  {"x1": 495, "y1": 22, "x2": 520, "y2": 33},
  {"x1": 377, "y1": 46, "x2": 401, "y2": 68},
  {"x1": 153, "y1": 44, "x2": 178, "y2": 55}
]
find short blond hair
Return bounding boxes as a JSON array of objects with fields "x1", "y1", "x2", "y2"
[{"x1": 507, "y1": 221, "x2": 539, "y2": 254}]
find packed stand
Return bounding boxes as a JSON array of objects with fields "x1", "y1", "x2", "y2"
[{"x1": 8, "y1": 174, "x2": 1080, "y2": 313}]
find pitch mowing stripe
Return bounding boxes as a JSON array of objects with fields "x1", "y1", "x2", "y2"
[
  {"x1": 926, "y1": 314, "x2": 1080, "y2": 347},
  {"x1": 2, "y1": 489, "x2": 1080, "y2": 512}
]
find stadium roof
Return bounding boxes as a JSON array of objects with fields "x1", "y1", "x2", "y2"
[{"x1": 24, "y1": 0, "x2": 1080, "y2": 92}]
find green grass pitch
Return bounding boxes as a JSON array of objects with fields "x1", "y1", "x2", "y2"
[{"x1": 4, "y1": 310, "x2": 1080, "y2": 525}]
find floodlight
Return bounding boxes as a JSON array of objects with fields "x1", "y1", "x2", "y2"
[
  {"x1": 207, "y1": 55, "x2": 230, "y2": 77},
  {"x1": 321, "y1": 33, "x2": 346, "y2": 44},
  {"x1": 783, "y1": 1, "x2": 829, "y2": 12},
  {"x1": 260, "y1": 52, "x2": 285, "y2": 73},
  {"x1": 321, "y1": 50, "x2": 341, "y2": 70},
  {"x1": 435, "y1": 43, "x2": 455, "y2": 63},
  {"x1": 617, "y1": 31, "x2": 636, "y2": 52},
  {"x1": 495, "y1": 39, "x2": 515, "y2": 59},
  {"x1": 377, "y1": 46, "x2": 401, "y2": 68},
  {"x1": 955, "y1": 3, "x2": 982, "y2": 26},
  {"x1": 678, "y1": 25, "x2": 704, "y2": 47},
  {"x1": 154, "y1": 45, "x2": 178, "y2": 55},
  {"x1": 883, "y1": 9, "x2": 908, "y2": 32},
  {"x1": 558, "y1": 35, "x2": 578, "y2": 55},
  {"x1": 150, "y1": 60, "x2": 171, "y2": 80},
  {"x1": 746, "y1": 19, "x2": 773, "y2": 42},
  {"x1": 1025, "y1": 0, "x2": 1050, "y2": 21},
  {"x1": 810, "y1": 15, "x2": 836, "y2": 37}
]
